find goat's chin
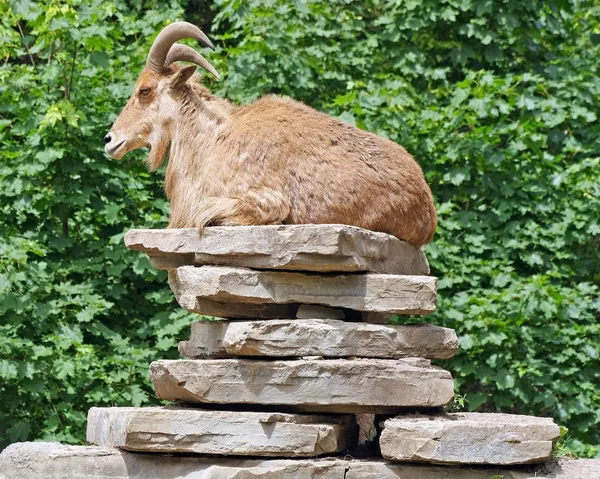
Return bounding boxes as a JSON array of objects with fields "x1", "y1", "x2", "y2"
[
  {"x1": 108, "y1": 149, "x2": 128, "y2": 160},
  {"x1": 106, "y1": 140, "x2": 131, "y2": 160},
  {"x1": 146, "y1": 140, "x2": 170, "y2": 172}
]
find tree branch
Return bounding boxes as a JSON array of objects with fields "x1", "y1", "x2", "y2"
[
  {"x1": 16, "y1": 21, "x2": 36, "y2": 67},
  {"x1": 65, "y1": 42, "x2": 78, "y2": 100}
]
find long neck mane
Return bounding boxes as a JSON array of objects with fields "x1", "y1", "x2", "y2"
[{"x1": 164, "y1": 82, "x2": 233, "y2": 201}]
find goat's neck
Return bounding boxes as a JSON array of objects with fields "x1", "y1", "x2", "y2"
[{"x1": 164, "y1": 96, "x2": 231, "y2": 200}]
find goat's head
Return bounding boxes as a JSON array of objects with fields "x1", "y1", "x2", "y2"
[{"x1": 104, "y1": 22, "x2": 220, "y2": 169}]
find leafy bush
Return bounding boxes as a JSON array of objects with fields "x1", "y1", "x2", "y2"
[
  {"x1": 0, "y1": 0, "x2": 195, "y2": 449},
  {"x1": 1, "y1": 0, "x2": 598, "y2": 457}
]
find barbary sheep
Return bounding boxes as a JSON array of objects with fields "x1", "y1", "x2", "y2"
[{"x1": 104, "y1": 22, "x2": 437, "y2": 247}]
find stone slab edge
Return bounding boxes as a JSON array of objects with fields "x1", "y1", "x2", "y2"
[
  {"x1": 178, "y1": 320, "x2": 459, "y2": 359},
  {"x1": 124, "y1": 225, "x2": 430, "y2": 275},
  {"x1": 169, "y1": 265, "x2": 437, "y2": 315},
  {"x1": 86, "y1": 406, "x2": 357, "y2": 457},
  {"x1": 149, "y1": 358, "x2": 454, "y2": 413},
  {"x1": 380, "y1": 412, "x2": 561, "y2": 466},
  {"x1": 2, "y1": 443, "x2": 599, "y2": 479}
]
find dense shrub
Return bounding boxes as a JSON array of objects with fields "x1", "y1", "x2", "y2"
[
  {"x1": 1, "y1": 0, "x2": 598, "y2": 456},
  {"x1": 0, "y1": 0, "x2": 193, "y2": 449}
]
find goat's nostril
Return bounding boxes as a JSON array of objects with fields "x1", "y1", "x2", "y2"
[{"x1": 104, "y1": 134, "x2": 112, "y2": 145}]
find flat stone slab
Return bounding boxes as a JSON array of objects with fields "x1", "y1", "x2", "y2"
[
  {"x1": 124, "y1": 225, "x2": 430, "y2": 275},
  {"x1": 178, "y1": 320, "x2": 458, "y2": 359},
  {"x1": 3, "y1": 443, "x2": 599, "y2": 479},
  {"x1": 184, "y1": 297, "x2": 299, "y2": 319},
  {"x1": 87, "y1": 406, "x2": 356, "y2": 457},
  {"x1": 150, "y1": 358, "x2": 454, "y2": 413},
  {"x1": 380, "y1": 413, "x2": 561, "y2": 465},
  {"x1": 170, "y1": 266, "x2": 437, "y2": 315}
]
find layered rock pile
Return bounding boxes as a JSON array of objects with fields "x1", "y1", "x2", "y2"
[{"x1": 2, "y1": 225, "x2": 598, "y2": 479}]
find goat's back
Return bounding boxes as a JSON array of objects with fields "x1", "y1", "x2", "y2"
[{"x1": 216, "y1": 96, "x2": 436, "y2": 246}]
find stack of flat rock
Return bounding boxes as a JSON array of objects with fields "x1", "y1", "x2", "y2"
[{"x1": 3, "y1": 225, "x2": 596, "y2": 479}]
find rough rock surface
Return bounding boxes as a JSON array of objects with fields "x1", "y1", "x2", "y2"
[
  {"x1": 87, "y1": 407, "x2": 356, "y2": 457},
  {"x1": 296, "y1": 304, "x2": 345, "y2": 319},
  {"x1": 380, "y1": 413, "x2": 561, "y2": 465},
  {"x1": 2, "y1": 442, "x2": 599, "y2": 479},
  {"x1": 178, "y1": 320, "x2": 458, "y2": 359},
  {"x1": 170, "y1": 266, "x2": 437, "y2": 315},
  {"x1": 183, "y1": 298, "x2": 299, "y2": 319},
  {"x1": 124, "y1": 225, "x2": 430, "y2": 275},
  {"x1": 149, "y1": 358, "x2": 454, "y2": 413}
]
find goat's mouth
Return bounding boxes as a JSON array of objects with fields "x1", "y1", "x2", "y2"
[{"x1": 105, "y1": 139, "x2": 126, "y2": 159}]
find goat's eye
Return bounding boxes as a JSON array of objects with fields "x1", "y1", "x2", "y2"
[{"x1": 139, "y1": 87, "x2": 151, "y2": 95}]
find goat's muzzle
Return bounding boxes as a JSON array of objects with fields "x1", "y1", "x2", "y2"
[{"x1": 104, "y1": 132, "x2": 127, "y2": 159}]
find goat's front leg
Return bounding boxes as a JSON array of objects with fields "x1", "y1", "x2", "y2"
[{"x1": 195, "y1": 188, "x2": 292, "y2": 232}]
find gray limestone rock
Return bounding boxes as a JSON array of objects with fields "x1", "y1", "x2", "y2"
[
  {"x1": 124, "y1": 225, "x2": 430, "y2": 275},
  {"x1": 178, "y1": 320, "x2": 458, "y2": 359},
  {"x1": 170, "y1": 265, "x2": 437, "y2": 315},
  {"x1": 184, "y1": 298, "x2": 299, "y2": 319},
  {"x1": 86, "y1": 406, "x2": 356, "y2": 457},
  {"x1": 2, "y1": 442, "x2": 599, "y2": 479},
  {"x1": 380, "y1": 413, "x2": 561, "y2": 465},
  {"x1": 149, "y1": 358, "x2": 454, "y2": 413}
]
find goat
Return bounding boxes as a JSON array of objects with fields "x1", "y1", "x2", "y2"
[{"x1": 104, "y1": 22, "x2": 437, "y2": 247}]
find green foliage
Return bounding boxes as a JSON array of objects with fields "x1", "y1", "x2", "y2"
[
  {"x1": 444, "y1": 393, "x2": 468, "y2": 413},
  {"x1": 0, "y1": 0, "x2": 194, "y2": 449},
  {"x1": 553, "y1": 425, "x2": 578, "y2": 459},
  {"x1": 1, "y1": 0, "x2": 599, "y2": 458}
]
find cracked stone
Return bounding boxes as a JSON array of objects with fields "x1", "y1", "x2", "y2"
[
  {"x1": 169, "y1": 265, "x2": 437, "y2": 315},
  {"x1": 124, "y1": 225, "x2": 430, "y2": 275},
  {"x1": 2, "y1": 443, "x2": 599, "y2": 479},
  {"x1": 178, "y1": 319, "x2": 458, "y2": 359},
  {"x1": 380, "y1": 413, "x2": 561, "y2": 465},
  {"x1": 86, "y1": 406, "x2": 356, "y2": 457},
  {"x1": 149, "y1": 358, "x2": 454, "y2": 413}
]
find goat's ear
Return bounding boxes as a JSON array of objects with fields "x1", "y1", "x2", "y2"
[{"x1": 170, "y1": 65, "x2": 197, "y2": 89}]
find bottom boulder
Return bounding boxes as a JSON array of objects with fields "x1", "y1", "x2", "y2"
[{"x1": 1, "y1": 442, "x2": 599, "y2": 479}]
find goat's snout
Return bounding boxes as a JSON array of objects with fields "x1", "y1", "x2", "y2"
[{"x1": 104, "y1": 131, "x2": 127, "y2": 159}]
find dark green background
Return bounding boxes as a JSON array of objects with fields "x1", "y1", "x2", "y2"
[{"x1": 1, "y1": 0, "x2": 598, "y2": 456}]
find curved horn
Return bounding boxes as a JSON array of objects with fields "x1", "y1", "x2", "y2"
[
  {"x1": 146, "y1": 21, "x2": 215, "y2": 73},
  {"x1": 165, "y1": 44, "x2": 221, "y2": 80}
]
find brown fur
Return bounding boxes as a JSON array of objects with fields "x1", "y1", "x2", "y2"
[{"x1": 106, "y1": 66, "x2": 437, "y2": 247}]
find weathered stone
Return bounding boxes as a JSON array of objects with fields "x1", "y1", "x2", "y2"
[
  {"x1": 296, "y1": 304, "x2": 345, "y2": 319},
  {"x1": 0, "y1": 443, "x2": 345, "y2": 479},
  {"x1": 178, "y1": 320, "x2": 458, "y2": 359},
  {"x1": 178, "y1": 320, "x2": 230, "y2": 358},
  {"x1": 170, "y1": 266, "x2": 437, "y2": 315},
  {"x1": 147, "y1": 253, "x2": 193, "y2": 270},
  {"x1": 345, "y1": 459, "x2": 600, "y2": 479},
  {"x1": 124, "y1": 225, "x2": 430, "y2": 275},
  {"x1": 3, "y1": 442, "x2": 600, "y2": 479},
  {"x1": 183, "y1": 297, "x2": 300, "y2": 319},
  {"x1": 87, "y1": 406, "x2": 356, "y2": 457},
  {"x1": 150, "y1": 358, "x2": 454, "y2": 413},
  {"x1": 380, "y1": 413, "x2": 561, "y2": 465},
  {"x1": 356, "y1": 414, "x2": 377, "y2": 446}
]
